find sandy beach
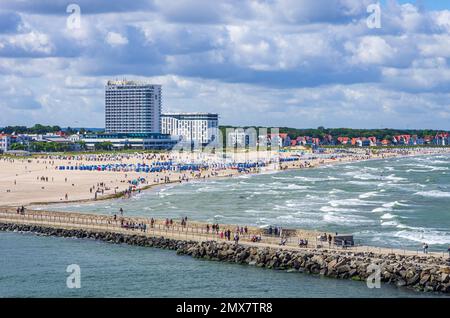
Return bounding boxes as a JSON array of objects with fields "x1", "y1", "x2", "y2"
[{"x1": 1, "y1": 147, "x2": 449, "y2": 207}]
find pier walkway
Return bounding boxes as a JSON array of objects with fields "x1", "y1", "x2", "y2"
[{"x1": 0, "y1": 207, "x2": 448, "y2": 260}]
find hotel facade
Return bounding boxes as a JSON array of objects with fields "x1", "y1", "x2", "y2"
[
  {"x1": 105, "y1": 80, "x2": 161, "y2": 134},
  {"x1": 161, "y1": 113, "x2": 219, "y2": 146}
]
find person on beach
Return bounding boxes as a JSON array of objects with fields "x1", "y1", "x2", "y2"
[
  {"x1": 423, "y1": 243, "x2": 429, "y2": 254},
  {"x1": 119, "y1": 208, "x2": 123, "y2": 216},
  {"x1": 328, "y1": 234, "x2": 332, "y2": 248}
]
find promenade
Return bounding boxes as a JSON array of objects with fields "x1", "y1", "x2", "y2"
[{"x1": 1, "y1": 207, "x2": 448, "y2": 260}]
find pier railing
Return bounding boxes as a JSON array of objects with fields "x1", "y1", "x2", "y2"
[{"x1": 0, "y1": 208, "x2": 448, "y2": 259}]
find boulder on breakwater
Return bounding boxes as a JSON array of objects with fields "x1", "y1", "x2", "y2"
[{"x1": 1, "y1": 222, "x2": 449, "y2": 294}]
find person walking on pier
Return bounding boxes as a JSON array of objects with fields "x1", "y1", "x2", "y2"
[
  {"x1": 234, "y1": 233, "x2": 240, "y2": 245},
  {"x1": 423, "y1": 242, "x2": 429, "y2": 254}
]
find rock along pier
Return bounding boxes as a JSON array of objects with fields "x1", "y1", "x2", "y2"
[{"x1": 1, "y1": 208, "x2": 449, "y2": 294}]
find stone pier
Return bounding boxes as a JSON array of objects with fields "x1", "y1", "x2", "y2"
[{"x1": 1, "y1": 209, "x2": 449, "y2": 294}]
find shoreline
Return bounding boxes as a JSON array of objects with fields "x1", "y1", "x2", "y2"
[{"x1": 24, "y1": 148, "x2": 450, "y2": 207}]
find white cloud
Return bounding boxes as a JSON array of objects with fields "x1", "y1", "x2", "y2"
[
  {"x1": 0, "y1": 1, "x2": 450, "y2": 129},
  {"x1": 346, "y1": 36, "x2": 397, "y2": 65},
  {"x1": 6, "y1": 31, "x2": 53, "y2": 54},
  {"x1": 105, "y1": 31, "x2": 128, "y2": 46}
]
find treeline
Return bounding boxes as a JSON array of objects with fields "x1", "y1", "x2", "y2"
[
  {"x1": 219, "y1": 126, "x2": 447, "y2": 140},
  {"x1": 10, "y1": 142, "x2": 71, "y2": 152},
  {"x1": 1, "y1": 124, "x2": 62, "y2": 135}
]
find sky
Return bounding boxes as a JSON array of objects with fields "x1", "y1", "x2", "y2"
[{"x1": 0, "y1": 0, "x2": 450, "y2": 130}]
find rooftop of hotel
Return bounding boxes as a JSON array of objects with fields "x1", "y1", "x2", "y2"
[
  {"x1": 162, "y1": 112, "x2": 218, "y2": 115},
  {"x1": 106, "y1": 80, "x2": 161, "y2": 87}
]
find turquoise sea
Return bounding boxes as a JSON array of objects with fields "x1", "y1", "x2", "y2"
[
  {"x1": 3, "y1": 153, "x2": 450, "y2": 297},
  {"x1": 0, "y1": 231, "x2": 444, "y2": 298},
  {"x1": 46, "y1": 154, "x2": 450, "y2": 252}
]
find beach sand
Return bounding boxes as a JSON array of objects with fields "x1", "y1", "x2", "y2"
[{"x1": 0, "y1": 147, "x2": 449, "y2": 207}]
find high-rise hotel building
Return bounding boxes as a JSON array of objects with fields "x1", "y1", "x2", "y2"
[
  {"x1": 105, "y1": 80, "x2": 161, "y2": 133},
  {"x1": 161, "y1": 113, "x2": 219, "y2": 146}
]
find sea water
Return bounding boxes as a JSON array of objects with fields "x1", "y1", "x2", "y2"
[
  {"x1": 0, "y1": 231, "x2": 444, "y2": 298},
  {"x1": 9, "y1": 153, "x2": 450, "y2": 297},
  {"x1": 45, "y1": 154, "x2": 450, "y2": 252}
]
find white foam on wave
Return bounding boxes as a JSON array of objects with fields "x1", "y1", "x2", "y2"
[
  {"x1": 328, "y1": 176, "x2": 341, "y2": 181},
  {"x1": 372, "y1": 201, "x2": 408, "y2": 213},
  {"x1": 372, "y1": 207, "x2": 391, "y2": 213},
  {"x1": 385, "y1": 200, "x2": 408, "y2": 208},
  {"x1": 244, "y1": 209, "x2": 261, "y2": 214},
  {"x1": 381, "y1": 220, "x2": 399, "y2": 227},
  {"x1": 158, "y1": 191, "x2": 174, "y2": 198},
  {"x1": 271, "y1": 176, "x2": 291, "y2": 180},
  {"x1": 414, "y1": 190, "x2": 450, "y2": 198},
  {"x1": 428, "y1": 160, "x2": 449, "y2": 164},
  {"x1": 286, "y1": 184, "x2": 310, "y2": 190},
  {"x1": 431, "y1": 166, "x2": 449, "y2": 171},
  {"x1": 320, "y1": 206, "x2": 358, "y2": 213},
  {"x1": 323, "y1": 212, "x2": 374, "y2": 225},
  {"x1": 404, "y1": 163, "x2": 449, "y2": 171},
  {"x1": 329, "y1": 198, "x2": 379, "y2": 207},
  {"x1": 359, "y1": 191, "x2": 378, "y2": 199},
  {"x1": 380, "y1": 213, "x2": 396, "y2": 220},
  {"x1": 394, "y1": 229, "x2": 450, "y2": 245},
  {"x1": 351, "y1": 172, "x2": 382, "y2": 181},
  {"x1": 305, "y1": 194, "x2": 322, "y2": 200},
  {"x1": 385, "y1": 174, "x2": 407, "y2": 182},
  {"x1": 276, "y1": 215, "x2": 296, "y2": 220},
  {"x1": 406, "y1": 169, "x2": 430, "y2": 173},
  {"x1": 348, "y1": 180, "x2": 378, "y2": 186},
  {"x1": 294, "y1": 176, "x2": 329, "y2": 182},
  {"x1": 329, "y1": 188, "x2": 345, "y2": 194}
]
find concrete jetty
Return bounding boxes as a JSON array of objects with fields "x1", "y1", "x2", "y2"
[{"x1": 1, "y1": 208, "x2": 449, "y2": 293}]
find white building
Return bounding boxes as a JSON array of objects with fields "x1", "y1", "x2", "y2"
[
  {"x1": 226, "y1": 129, "x2": 257, "y2": 148},
  {"x1": 105, "y1": 80, "x2": 161, "y2": 134},
  {"x1": 0, "y1": 134, "x2": 11, "y2": 152},
  {"x1": 81, "y1": 133, "x2": 177, "y2": 150},
  {"x1": 161, "y1": 113, "x2": 219, "y2": 146}
]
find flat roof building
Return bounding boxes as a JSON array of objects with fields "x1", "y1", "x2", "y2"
[
  {"x1": 82, "y1": 133, "x2": 177, "y2": 150},
  {"x1": 161, "y1": 113, "x2": 219, "y2": 146},
  {"x1": 105, "y1": 80, "x2": 161, "y2": 134}
]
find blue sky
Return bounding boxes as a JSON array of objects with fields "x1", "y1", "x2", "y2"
[
  {"x1": 384, "y1": 0, "x2": 450, "y2": 10},
  {"x1": 0, "y1": 0, "x2": 450, "y2": 129}
]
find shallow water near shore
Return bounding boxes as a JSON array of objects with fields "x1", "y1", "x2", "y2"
[
  {"x1": 1, "y1": 231, "x2": 445, "y2": 298},
  {"x1": 44, "y1": 154, "x2": 450, "y2": 252}
]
